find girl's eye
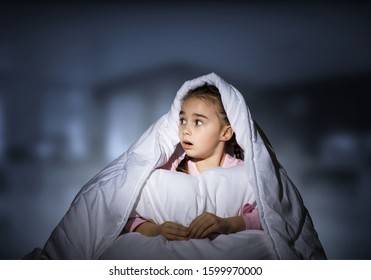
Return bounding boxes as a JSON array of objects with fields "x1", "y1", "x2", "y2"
[
  {"x1": 195, "y1": 119, "x2": 203, "y2": 126},
  {"x1": 179, "y1": 118, "x2": 186, "y2": 125}
]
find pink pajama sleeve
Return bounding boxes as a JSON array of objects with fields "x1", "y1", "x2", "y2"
[{"x1": 241, "y1": 202, "x2": 262, "y2": 230}]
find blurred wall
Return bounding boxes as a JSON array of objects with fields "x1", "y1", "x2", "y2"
[{"x1": 0, "y1": 1, "x2": 370, "y2": 259}]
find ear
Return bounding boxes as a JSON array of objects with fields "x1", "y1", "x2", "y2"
[{"x1": 220, "y1": 125, "x2": 233, "y2": 142}]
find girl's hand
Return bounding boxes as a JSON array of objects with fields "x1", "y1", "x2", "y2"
[
  {"x1": 135, "y1": 221, "x2": 188, "y2": 241},
  {"x1": 159, "y1": 221, "x2": 189, "y2": 241},
  {"x1": 187, "y1": 212, "x2": 227, "y2": 239},
  {"x1": 187, "y1": 212, "x2": 245, "y2": 239}
]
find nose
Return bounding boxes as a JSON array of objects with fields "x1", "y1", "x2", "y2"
[{"x1": 182, "y1": 124, "x2": 191, "y2": 136}]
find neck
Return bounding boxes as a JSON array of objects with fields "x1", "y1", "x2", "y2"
[{"x1": 192, "y1": 152, "x2": 226, "y2": 173}]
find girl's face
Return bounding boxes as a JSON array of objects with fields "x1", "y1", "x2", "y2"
[{"x1": 178, "y1": 97, "x2": 231, "y2": 162}]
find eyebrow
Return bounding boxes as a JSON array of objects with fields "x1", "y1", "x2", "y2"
[{"x1": 179, "y1": 111, "x2": 209, "y2": 119}]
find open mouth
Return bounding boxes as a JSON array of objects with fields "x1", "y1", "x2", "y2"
[{"x1": 182, "y1": 140, "x2": 193, "y2": 149}]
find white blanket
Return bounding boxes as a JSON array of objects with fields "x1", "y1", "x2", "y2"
[
  {"x1": 28, "y1": 73, "x2": 326, "y2": 260},
  {"x1": 100, "y1": 231, "x2": 276, "y2": 260},
  {"x1": 133, "y1": 166, "x2": 255, "y2": 227}
]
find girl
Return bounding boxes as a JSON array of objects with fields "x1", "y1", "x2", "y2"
[
  {"x1": 124, "y1": 84, "x2": 262, "y2": 241},
  {"x1": 28, "y1": 73, "x2": 326, "y2": 259}
]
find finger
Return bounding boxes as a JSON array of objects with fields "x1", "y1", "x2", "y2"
[
  {"x1": 188, "y1": 213, "x2": 208, "y2": 237},
  {"x1": 167, "y1": 228, "x2": 188, "y2": 238},
  {"x1": 193, "y1": 222, "x2": 214, "y2": 239},
  {"x1": 163, "y1": 222, "x2": 187, "y2": 231},
  {"x1": 168, "y1": 224, "x2": 189, "y2": 235},
  {"x1": 162, "y1": 225, "x2": 188, "y2": 238},
  {"x1": 164, "y1": 222, "x2": 188, "y2": 232},
  {"x1": 187, "y1": 219, "x2": 203, "y2": 238},
  {"x1": 200, "y1": 224, "x2": 218, "y2": 239},
  {"x1": 188, "y1": 214, "x2": 214, "y2": 238},
  {"x1": 189, "y1": 219, "x2": 213, "y2": 239}
]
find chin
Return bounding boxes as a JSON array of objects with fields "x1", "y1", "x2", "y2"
[{"x1": 184, "y1": 151, "x2": 197, "y2": 159}]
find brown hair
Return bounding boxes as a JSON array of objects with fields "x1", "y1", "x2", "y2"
[{"x1": 176, "y1": 83, "x2": 244, "y2": 173}]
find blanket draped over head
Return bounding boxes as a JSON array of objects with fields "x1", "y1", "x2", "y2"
[{"x1": 31, "y1": 73, "x2": 326, "y2": 260}]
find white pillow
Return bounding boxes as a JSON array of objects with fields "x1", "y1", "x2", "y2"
[{"x1": 132, "y1": 165, "x2": 255, "y2": 227}]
